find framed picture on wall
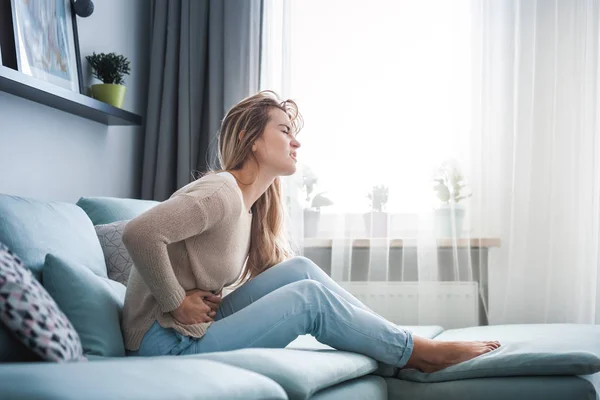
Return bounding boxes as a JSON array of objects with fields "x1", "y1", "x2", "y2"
[{"x1": 10, "y1": 0, "x2": 83, "y2": 93}]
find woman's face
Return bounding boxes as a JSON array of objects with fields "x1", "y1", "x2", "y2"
[{"x1": 253, "y1": 108, "x2": 301, "y2": 176}]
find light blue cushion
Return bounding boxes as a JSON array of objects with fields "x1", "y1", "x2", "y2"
[
  {"x1": 0, "y1": 358, "x2": 287, "y2": 400},
  {"x1": 0, "y1": 194, "x2": 107, "y2": 280},
  {"x1": 312, "y1": 375, "x2": 387, "y2": 400},
  {"x1": 385, "y1": 375, "x2": 597, "y2": 400},
  {"x1": 42, "y1": 254, "x2": 126, "y2": 357},
  {"x1": 581, "y1": 372, "x2": 600, "y2": 400},
  {"x1": 286, "y1": 334, "x2": 335, "y2": 351},
  {"x1": 188, "y1": 348, "x2": 378, "y2": 400},
  {"x1": 397, "y1": 324, "x2": 600, "y2": 382},
  {"x1": 76, "y1": 196, "x2": 159, "y2": 225}
]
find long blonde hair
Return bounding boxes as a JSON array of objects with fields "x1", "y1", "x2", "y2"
[{"x1": 211, "y1": 90, "x2": 303, "y2": 282}]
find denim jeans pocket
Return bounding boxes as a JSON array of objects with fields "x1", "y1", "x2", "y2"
[
  {"x1": 169, "y1": 331, "x2": 194, "y2": 355},
  {"x1": 138, "y1": 321, "x2": 184, "y2": 357}
]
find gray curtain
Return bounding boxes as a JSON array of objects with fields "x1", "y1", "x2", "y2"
[{"x1": 142, "y1": 0, "x2": 263, "y2": 201}]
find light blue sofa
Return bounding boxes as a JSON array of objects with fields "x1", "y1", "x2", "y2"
[{"x1": 0, "y1": 193, "x2": 599, "y2": 400}]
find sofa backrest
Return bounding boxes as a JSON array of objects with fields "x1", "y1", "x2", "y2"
[
  {"x1": 0, "y1": 194, "x2": 107, "y2": 280},
  {"x1": 0, "y1": 194, "x2": 161, "y2": 362},
  {"x1": 76, "y1": 196, "x2": 159, "y2": 226},
  {"x1": 0, "y1": 194, "x2": 108, "y2": 362}
]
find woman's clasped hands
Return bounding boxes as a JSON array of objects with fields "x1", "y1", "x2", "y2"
[{"x1": 170, "y1": 289, "x2": 222, "y2": 325}]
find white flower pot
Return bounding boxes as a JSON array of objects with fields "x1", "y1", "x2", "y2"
[{"x1": 303, "y1": 209, "x2": 320, "y2": 238}]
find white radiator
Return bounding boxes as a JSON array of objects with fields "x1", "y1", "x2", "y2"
[{"x1": 338, "y1": 281, "x2": 479, "y2": 329}]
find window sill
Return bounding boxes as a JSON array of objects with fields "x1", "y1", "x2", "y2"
[{"x1": 302, "y1": 238, "x2": 501, "y2": 249}]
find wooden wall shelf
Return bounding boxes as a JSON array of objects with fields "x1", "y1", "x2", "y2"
[{"x1": 0, "y1": 66, "x2": 142, "y2": 126}]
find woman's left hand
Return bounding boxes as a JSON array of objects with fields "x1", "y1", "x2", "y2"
[{"x1": 186, "y1": 289, "x2": 222, "y2": 312}]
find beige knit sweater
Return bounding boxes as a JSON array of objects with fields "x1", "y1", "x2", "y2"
[{"x1": 121, "y1": 172, "x2": 252, "y2": 351}]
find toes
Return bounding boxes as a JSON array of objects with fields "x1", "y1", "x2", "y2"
[
  {"x1": 479, "y1": 340, "x2": 501, "y2": 352},
  {"x1": 483, "y1": 341, "x2": 501, "y2": 349}
]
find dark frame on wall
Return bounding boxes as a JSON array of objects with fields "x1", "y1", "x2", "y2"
[
  {"x1": 0, "y1": 0, "x2": 18, "y2": 70},
  {"x1": 70, "y1": 0, "x2": 84, "y2": 95},
  {"x1": 3, "y1": 0, "x2": 84, "y2": 94}
]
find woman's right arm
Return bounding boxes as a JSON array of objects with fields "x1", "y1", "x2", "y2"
[{"x1": 122, "y1": 193, "x2": 225, "y2": 313}]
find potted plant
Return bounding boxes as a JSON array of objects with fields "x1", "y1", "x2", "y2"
[
  {"x1": 432, "y1": 160, "x2": 472, "y2": 237},
  {"x1": 363, "y1": 184, "x2": 389, "y2": 237},
  {"x1": 86, "y1": 52, "x2": 131, "y2": 108},
  {"x1": 302, "y1": 168, "x2": 333, "y2": 238}
]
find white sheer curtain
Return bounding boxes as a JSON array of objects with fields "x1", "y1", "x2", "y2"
[
  {"x1": 261, "y1": 0, "x2": 600, "y2": 327},
  {"x1": 473, "y1": 0, "x2": 600, "y2": 325}
]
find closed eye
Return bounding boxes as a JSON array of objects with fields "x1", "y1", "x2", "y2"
[{"x1": 278, "y1": 124, "x2": 292, "y2": 135}]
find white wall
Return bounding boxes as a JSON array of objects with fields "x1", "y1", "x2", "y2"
[{"x1": 0, "y1": 0, "x2": 150, "y2": 203}]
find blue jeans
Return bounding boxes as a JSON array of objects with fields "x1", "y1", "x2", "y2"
[{"x1": 127, "y1": 256, "x2": 414, "y2": 367}]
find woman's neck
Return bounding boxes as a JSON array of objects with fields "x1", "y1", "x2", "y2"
[{"x1": 229, "y1": 166, "x2": 275, "y2": 213}]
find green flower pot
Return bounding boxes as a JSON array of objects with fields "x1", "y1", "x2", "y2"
[{"x1": 91, "y1": 84, "x2": 127, "y2": 108}]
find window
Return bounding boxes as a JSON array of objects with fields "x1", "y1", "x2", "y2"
[{"x1": 263, "y1": 0, "x2": 475, "y2": 238}]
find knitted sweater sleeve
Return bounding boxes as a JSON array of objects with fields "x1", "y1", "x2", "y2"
[{"x1": 122, "y1": 190, "x2": 226, "y2": 313}]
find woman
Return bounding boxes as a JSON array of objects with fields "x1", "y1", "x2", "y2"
[{"x1": 121, "y1": 91, "x2": 500, "y2": 372}]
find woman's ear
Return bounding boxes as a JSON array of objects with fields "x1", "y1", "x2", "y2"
[{"x1": 238, "y1": 130, "x2": 246, "y2": 141}]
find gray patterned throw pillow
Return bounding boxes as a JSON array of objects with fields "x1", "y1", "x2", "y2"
[
  {"x1": 95, "y1": 220, "x2": 134, "y2": 286},
  {"x1": 0, "y1": 242, "x2": 86, "y2": 362}
]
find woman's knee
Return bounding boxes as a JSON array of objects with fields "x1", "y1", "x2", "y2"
[
  {"x1": 287, "y1": 279, "x2": 326, "y2": 297},
  {"x1": 279, "y1": 256, "x2": 322, "y2": 277},
  {"x1": 288, "y1": 280, "x2": 334, "y2": 312}
]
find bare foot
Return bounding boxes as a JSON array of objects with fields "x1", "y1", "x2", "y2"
[{"x1": 404, "y1": 337, "x2": 501, "y2": 373}]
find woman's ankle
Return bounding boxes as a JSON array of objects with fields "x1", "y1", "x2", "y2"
[{"x1": 404, "y1": 336, "x2": 439, "y2": 369}]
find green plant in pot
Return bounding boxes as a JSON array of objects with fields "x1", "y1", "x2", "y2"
[
  {"x1": 364, "y1": 184, "x2": 389, "y2": 237},
  {"x1": 86, "y1": 52, "x2": 131, "y2": 108},
  {"x1": 432, "y1": 160, "x2": 472, "y2": 237},
  {"x1": 302, "y1": 168, "x2": 334, "y2": 238}
]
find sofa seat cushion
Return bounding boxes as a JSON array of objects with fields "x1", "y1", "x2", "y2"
[
  {"x1": 397, "y1": 324, "x2": 600, "y2": 382},
  {"x1": 386, "y1": 375, "x2": 598, "y2": 400},
  {"x1": 77, "y1": 196, "x2": 159, "y2": 226},
  {"x1": 183, "y1": 348, "x2": 378, "y2": 400},
  {"x1": 312, "y1": 375, "x2": 387, "y2": 400},
  {"x1": 0, "y1": 194, "x2": 107, "y2": 280},
  {"x1": 581, "y1": 372, "x2": 600, "y2": 399},
  {"x1": 0, "y1": 358, "x2": 287, "y2": 400}
]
